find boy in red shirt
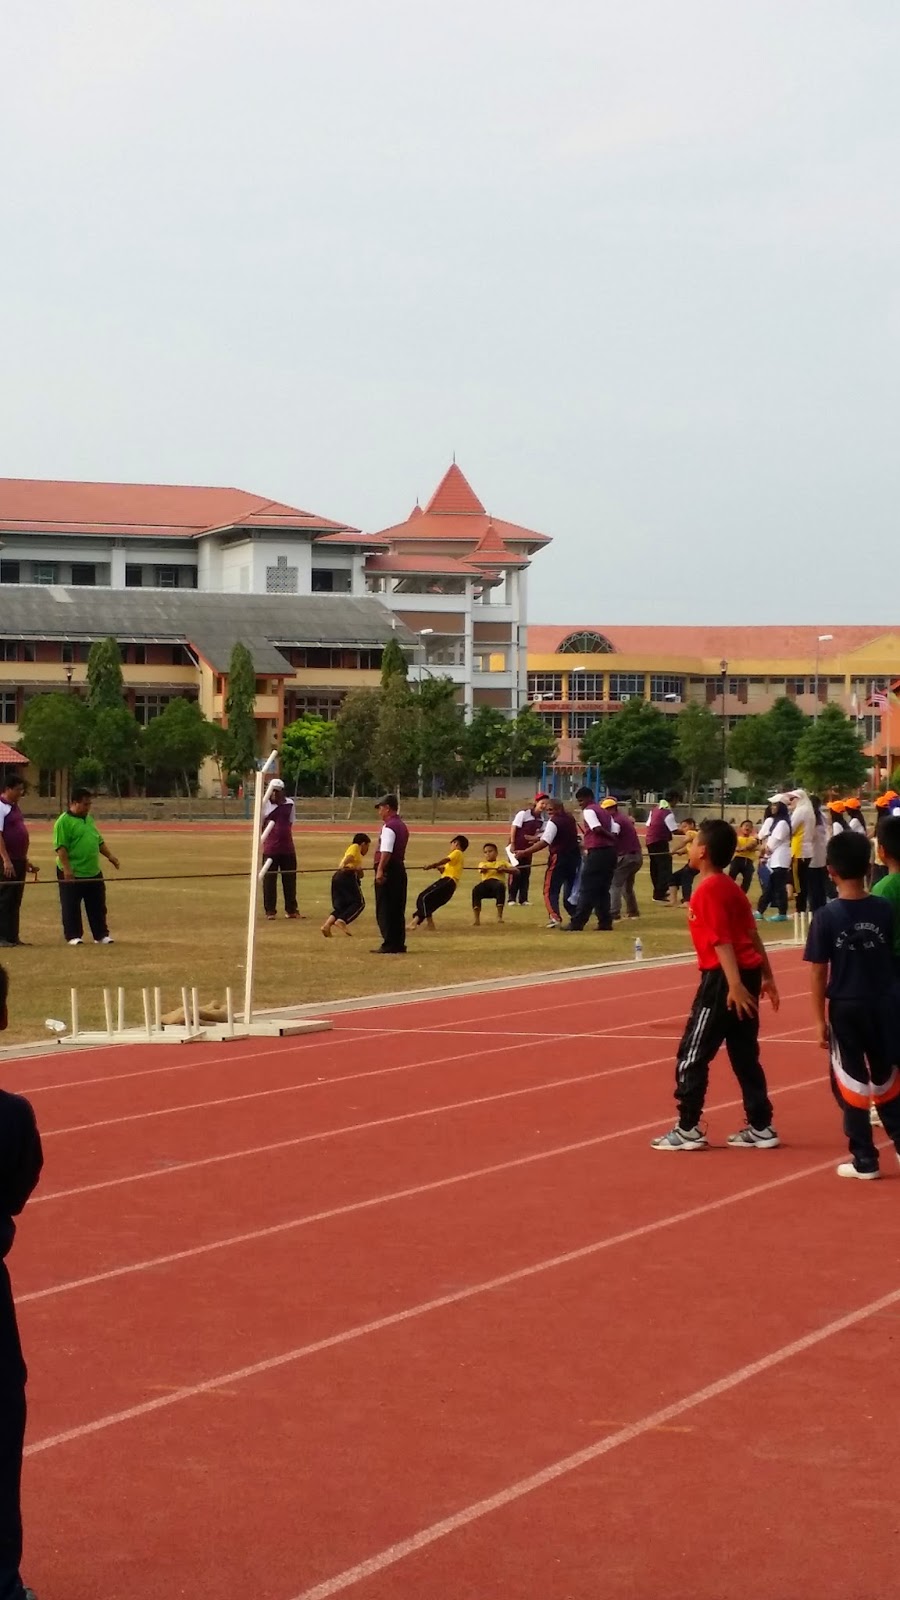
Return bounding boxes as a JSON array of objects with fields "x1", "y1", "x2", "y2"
[{"x1": 652, "y1": 818, "x2": 781, "y2": 1150}]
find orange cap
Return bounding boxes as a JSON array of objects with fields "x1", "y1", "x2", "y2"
[
  {"x1": 875, "y1": 789, "x2": 898, "y2": 808},
  {"x1": 829, "y1": 800, "x2": 846, "y2": 812},
  {"x1": 843, "y1": 796, "x2": 861, "y2": 809}
]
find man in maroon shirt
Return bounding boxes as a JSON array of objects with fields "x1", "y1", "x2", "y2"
[
  {"x1": 261, "y1": 780, "x2": 299, "y2": 920},
  {"x1": 0, "y1": 777, "x2": 37, "y2": 949},
  {"x1": 373, "y1": 795, "x2": 410, "y2": 954},
  {"x1": 605, "y1": 797, "x2": 643, "y2": 921},
  {"x1": 651, "y1": 819, "x2": 780, "y2": 1150},
  {"x1": 518, "y1": 798, "x2": 581, "y2": 928}
]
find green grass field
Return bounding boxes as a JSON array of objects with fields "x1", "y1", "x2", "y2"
[{"x1": 0, "y1": 823, "x2": 781, "y2": 1046}]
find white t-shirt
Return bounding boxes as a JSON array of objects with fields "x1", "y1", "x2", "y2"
[
  {"x1": 848, "y1": 816, "x2": 866, "y2": 835},
  {"x1": 791, "y1": 809, "x2": 816, "y2": 858},
  {"x1": 766, "y1": 819, "x2": 792, "y2": 871},
  {"x1": 758, "y1": 817, "x2": 774, "y2": 844},
  {"x1": 511, "y1": 808, "x2": 534, "y2": 829},
  {"x1": 582, "y1": 806, "x2": 619, "y2": 835},
  {"x1": 379, "y1": 824, "x2": 397, "y2": 853},
  {"x1": 541, "y1": 818, "x2": 558, "y2": 847},
  {"x1": 810, "y1": 822, "x2": 829, "y2": 868}
]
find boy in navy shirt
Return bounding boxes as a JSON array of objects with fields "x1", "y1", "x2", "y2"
[{"x1": 804, "y1": 830, "x2": 900, "y2": 1179}]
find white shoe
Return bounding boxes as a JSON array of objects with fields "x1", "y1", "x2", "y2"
[
  {"x1": 836, "y1": 1162, "x2": 880, "y2": 1181},
  {"x1": 99, "y1": 936, "x2": 115, "y2": 945},
  {"x1": 869, "y1": 1105, "x2": 881, "y2": 1126},
  {"x1": 68, "y1": 937, "x2": 83, "y2": 946}
]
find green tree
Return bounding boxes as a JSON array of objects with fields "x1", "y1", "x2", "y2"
[
  {"x1": 465, "y1": 706, "x2": 513, "y2": 817},
  {"x1": 142, "y1": 698, "x2": 218, "y2": 796},
  {"x1": 85, "y1": 637, "x2": 126, "y2": 711},
  {"x1": 793, "y1": 704, "x2": 869, "y2": 794},
  {"x1": 279, "y1": 715, "x2": 336, "y2": 794},
  {"x1": 380, "y1": 636, "x2": 409, "y2": 685},
  {"x1": 372, "y1": 675, "x2": 419, "y2": 795},
  {"x1": 580, "y1": 700, "x2": 679, "y2": 796},
  {"x1": 18, "y1": 693, "x2": 92, "y2": 796},
  {"x1": 508, "y1": 704, "x2": 557, "y2": 778},
  {"x1": 728, "y1": 697, "x2": 811, "y2": 792},
  {"x1": 673, "y1": 703, "x2": 721, "y2": 805},
  {"x1": 416, "y1": 678, "x2": 467, "y2": 820},
  {"x1": 224, "y1": 642, "x2": 257, "y2": 780},
  {"x1": 331, "y1": 689, "x2": 381, "y2": 813},
  {"x1": 90, "y1": 705, "x2": 142, "y2": 794}
]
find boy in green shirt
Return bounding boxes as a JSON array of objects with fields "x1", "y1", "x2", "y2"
[
  {"x1": 872, "y1": 816, "x2": 900, "y2": 973},
  {"x1": 52, "y1": 788, "x2": 120, "y2": 945}
]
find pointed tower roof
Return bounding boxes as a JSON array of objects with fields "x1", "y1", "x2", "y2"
[{"x1": 425, "y1": 463, "x2": 486, "y2": 516}]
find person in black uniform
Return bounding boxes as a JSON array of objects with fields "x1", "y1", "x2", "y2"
[
  {"x1": 372, "y1": 796, "x2": 410, "y2": 954},
  {"x1": 0, "y1": 965, "x2": 43, "y2": 1600}
]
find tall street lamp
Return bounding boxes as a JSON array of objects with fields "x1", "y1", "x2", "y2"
[
  {"x1": 813, "y1": 633, "x2": 833, "y2": 721},
  {"x1": 719, "y1": 659, "x2": 728, "y2": 819}
]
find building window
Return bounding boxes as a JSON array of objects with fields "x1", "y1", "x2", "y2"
[
  {"x1": 424, "y1": 639, "x2": 466, "y2": 668},
  {"x1": 538, "y1": 712, "x2": 564, "y2": 737},
  {"x1": 650, "y1": 675, "x2": 684, "y2": 702},
  {"x1": 70, "y1": 564, "x2": 96, "y2": 586},
  {"x1": 61, "y1": 643, "x2": 75, "y2": 664},
  {"x1": 473, "y1": 651, "x2": 508, "y2": 673},
  {"x1": 0, "y1": 562, "x2": 20, "y2": 584},
  {"x1": 156, "y1": 566, "x2": 180, "y2": 589},
  {"x1": 125, "y1": 565, "x2": 144, "y2": 587},
  {"x1": 311, "y1": 568, "x2": 351, "y2": 594},
  {"x1": 38, "y1": 768, "x2": 57, "y2": 799},
  {"x1": 569, "y1": 671, "x2": 604, "y2": 701},
  {"x1": 570, "y1": 711, "x2": 603, "y2": 737},
  {"x1": 134, "y1": 694, "x2": 172, "y2": 726},
  {"x1": 728, "y1": 677, "x2": 746, "y2": 696},
  {"x1": 528, "y1": 672, "x2": 563, "y2": 701},
  {"x1": 33, "y1": 563, "x2": 58, "y2": 585},
  {"x1": 0, "y1": 693, "x2": 17, "y2": 724},
  {"x1": 0, "y1": 642, "x2": 18, "y2": 662},
  {"x1": 266, "y1": 555, "x2": 298, "y2": 595},
  {"x1": 609, "y1": 673, "x2": 644, "y2": 701},
  {"x1": 22, "y1": 643, "x2": 35, "y2": 663},
  {"x1": 290, "y1": 694, "x2": 343, "y2": 720},
  {"x1": 132, "y1": 645, "x2": 147, "y2": 665},
  {"x1": 557, "y1": 631, "x2": 615, "y2": 654}
]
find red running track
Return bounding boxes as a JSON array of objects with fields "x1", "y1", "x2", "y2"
[{"x1": 6, "y1": 950, "x2": 900, "y2": 1600}]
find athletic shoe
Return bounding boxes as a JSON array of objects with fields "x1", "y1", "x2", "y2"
[
  {"x1": 836, "y1": 1162, "x2": 880, "y2": 1181},
  {"x1": 752, "y1": 910, "x2": 763, "y2": 920},
  {"x1": 265, "y1": 914, "x2": 277, "y2": 921},
  {"x1": 546, "y1": 920, "x2": 561, "y2": 930},
  {"x1": 650, "y1": 1125, "x2": 708, "y2": 1150},
  {"x1": 767, "y1": 914, "x2": 789, "y2": 923},
  {"x1": 286, "y1": 912, "x2": 300, "y2": 920},
  {"x1": 870, "y1": 1105, "x2": 881, "y2": 1126},
  {"x1": 727, "y1": 1125, "x2": 780, "y2": 1148},
  {"x1": 67, "y1": 938, "x2": 82, "y2": 946},
  {"x1": 99, "y1": 936, "x2": 115, "y2": 945}
]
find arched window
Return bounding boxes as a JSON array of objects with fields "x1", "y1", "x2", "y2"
[{"x1": 556, "y1": 630, "x2": 615, "y2": 654}]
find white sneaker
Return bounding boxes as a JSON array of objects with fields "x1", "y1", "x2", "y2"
[
  {"x1": 836, "y1": 1162, "x2": 880, "y2": 1181},
  {"x1": 67, "y1": 937, "x2": 83, "y2": 946},
  {"x1": 99, "y1": 936, "x2": 115, "y2": 944},
  {"x1": 726, "y1": 1125, "x2": 780, "y2": 1149},
  {"x1": 651, "y1": 1125, "x2": 708, "y2": 1150},
  {"x1": 869, "y1": 1105, "x2": 881, "y2": 1126}
]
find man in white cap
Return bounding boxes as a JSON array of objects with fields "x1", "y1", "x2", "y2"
[{"x1": 261, "y1": 780, "x2": 299, "y2": 919}]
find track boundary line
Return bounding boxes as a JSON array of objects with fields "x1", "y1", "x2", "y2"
[
  {"x1": 288, "y1": 1274, "x2": 900, "y2": 1599},
  {"x1": 19, "y1": 1065, "x2": 826, "y2": 1306},
  {"x1": 24, "y1": 1125, "x2": 855, "y2": 1460}
]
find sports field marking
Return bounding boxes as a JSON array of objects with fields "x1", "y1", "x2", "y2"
[
  {"x1": 288, "y1": 1276, "x2": 900, "y2": 1600},
  {"x1": 24, "y1": 1129, "x2": 854, "y2": 1459},
  {"x1": 18, "y1": 1065, "x2": 827, "y2": 1305}
]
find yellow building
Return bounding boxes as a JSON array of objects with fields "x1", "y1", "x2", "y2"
[{"x1": 527, "y1": 625, "x2": 900, "y2": 777}]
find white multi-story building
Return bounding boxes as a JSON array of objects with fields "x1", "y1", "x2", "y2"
[{"x1": 0, "y1": 465, "x2": 551, "y2": 721}]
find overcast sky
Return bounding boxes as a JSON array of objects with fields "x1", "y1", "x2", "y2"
[{"x1": 2, "y1": 1, "x2": 899, "y2": 624}]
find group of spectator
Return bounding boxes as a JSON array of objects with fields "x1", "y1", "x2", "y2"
[{"x1": 0, "y1": 774, "x2": 119, "y2": 948}]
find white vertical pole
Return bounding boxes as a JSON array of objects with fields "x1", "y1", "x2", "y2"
[
  {"x1": 142, "y1": 988, "x2": 153, "y2": 1040},
  {"x1": 154, "y1": 987, "x2": 162, "y2": 1033},
  {"x1": 103, "y1": 988, "x2": 114, "y2": 1038},
  {"x1": 191, "y1": 987, "x2": 200, "y2": 1033},
  {"x1": 226, "y1": 986, "x2": 235, "y2": 1038},
  {"x1": 117, "y1": 986, "x2": 125, "y2": 1033},
  {"x1": 70, "y1": 987, "x2": 79, "y2": 1040},
  {"x1": 243, "y1": 751, "x2": 279, "y2": 1025}
]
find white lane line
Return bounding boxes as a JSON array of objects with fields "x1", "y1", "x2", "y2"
[
  {"x1": 18, "y1": 1070, "x2": 826, "y2": 1306},
  {"x1": 288, "y1": 1278, "x2": 900, "y2": 1600},
  {"x1": 24, "y1": 1128, "x2": 845, "y2": 1460},
  {"x1": 40, "y1": 988, "x2": 812, "y2": 1140},
  {"x1": 31, "y1": 1048, "x2": 676, "y2": 1200}
]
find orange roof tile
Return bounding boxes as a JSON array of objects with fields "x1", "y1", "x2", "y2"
[
  {"x1": 365, "y1": 553, "x2": 467, "y2": 576},
  {"x1": 0, "y1": 743, "x2": 27, "y2": 766},
  {"x1": 528, "y1": 625, "x2": 900, "y2": 659},
  {"x1": 425, "y1": 464, "x2": 486, "y2": 516},
  {"x1": 0, "y1": 479, "x2": 357, "y2": 540}
]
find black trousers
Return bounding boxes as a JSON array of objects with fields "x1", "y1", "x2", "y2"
[
  {"x1": 507, "y1": 865, "x2": 531, "y2": 904},
  {"x1": 647, "y1": 841, "x2": 672, "y2": 902},
  {"x1": 57, "y1": 872, "x2": 108, "y2": 942},
  {"x1": 0, "y1": 1261, "x2": 26, "y2": 1600},
  {"x1": 0, "y1": 863, "x2": 26, "y2": 946},
  {"x1": 758, "y1": 866, "x2": 790, "y2": 916},
  {"x1": 806, "y1": 866, "x2": 828, "y2": 911},
  {"x1": 829, "y1": 1000, "x2": 900, "y2": 1173},
  {"x1": 569, "y1": 848, "x2": 615, "y2": 931},
  {"x1": 543, "y1": 850, "x2": 581, "y2": 922},
  {"x1": 330, "y1": 870, "x2": 364, "y2": 926},
  {"x1": 473, "y1": 880, "x2": 505, "y2": 909},
  {"x1": 262, "y1": 850, "x2": 298, "y2": 916},
  {"x1": 794, "y1": 856, "x2": 811, "y2": 913},
  {"x1": 414, "y1": 876, "x2": 456, "y2": 924},
  {"x1": 674, "y1": 966, "x2": 773, "y2": 1132},
  {"x1": 728, "y1": 858, "x2": 754, "y2": 893},
  {"x1": 375, "y1": 862, "x2": 407, "y2": 952}
]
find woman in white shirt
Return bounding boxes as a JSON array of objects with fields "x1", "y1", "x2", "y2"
[
  {"x1": 789, "y1": 789, "x2": 816, "y2": 914},
  {"x1": 806, "y1": 794, "x2": 830, "y2": 911},
  {"x1": 756, "y1": 801, "x2": 792, "y2": 921}
]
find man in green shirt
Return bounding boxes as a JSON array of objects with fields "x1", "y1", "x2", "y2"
[
  {"x1": 872, "y1": 815, "x2": 900, "y2": 969},
  {"x1": 52, "y1": 788, "x2": 121, "y2": 946}
]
